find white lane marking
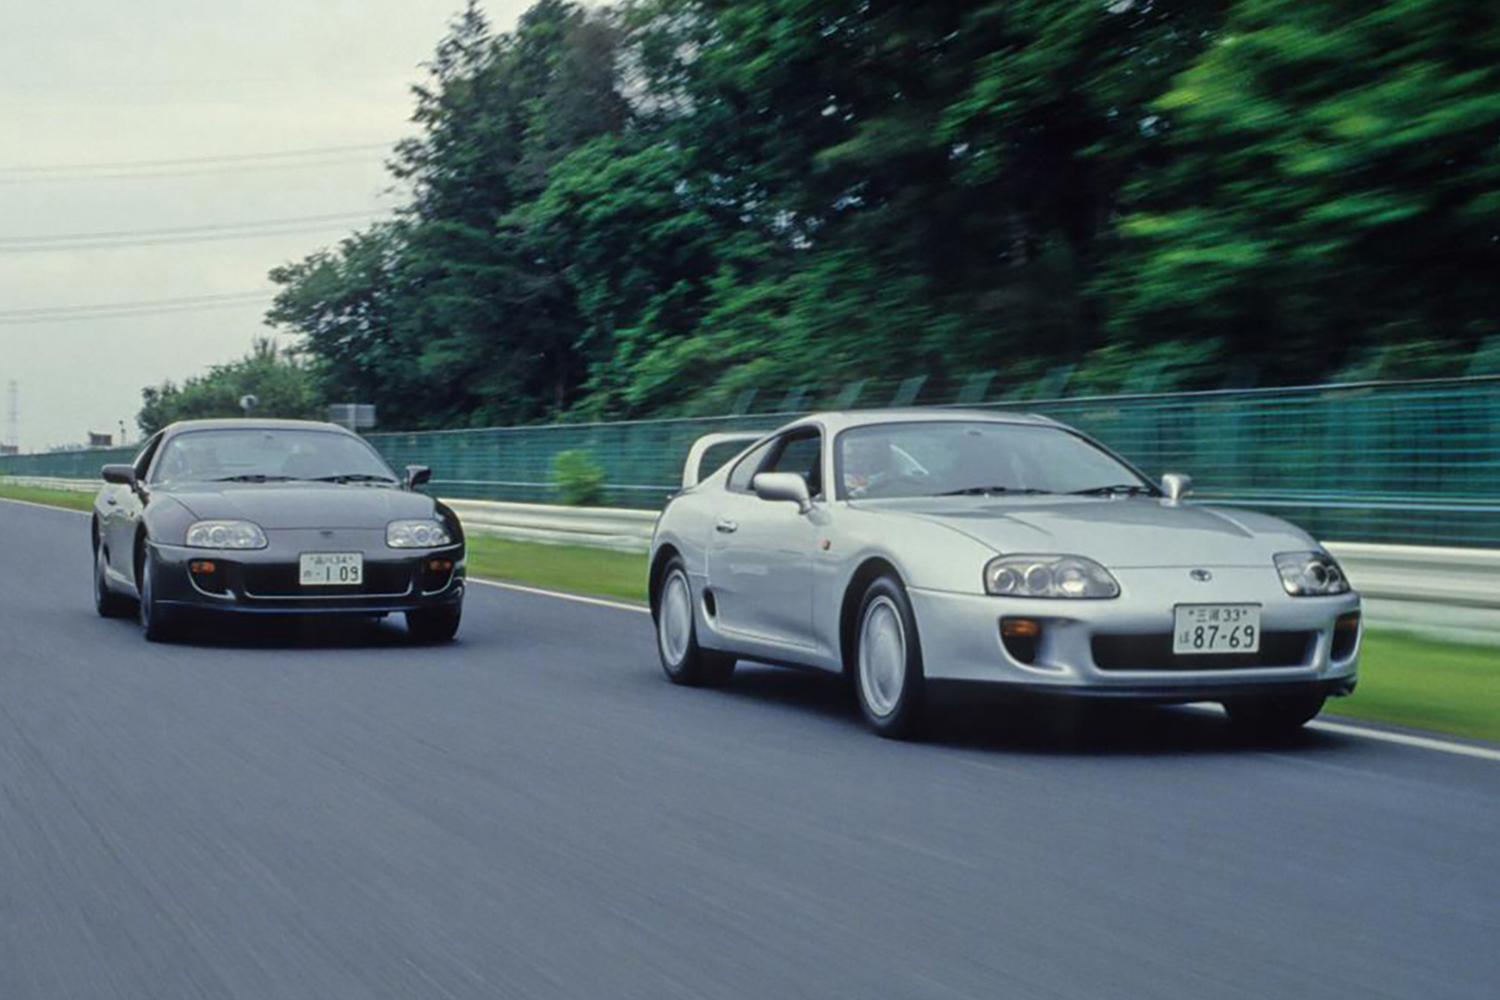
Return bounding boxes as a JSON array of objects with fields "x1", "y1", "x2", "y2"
[
  {"x1": 1309, "y1": 719, "x2": 1500, "y2": 763},
  {"x1": 467, "y1": 577, "x2": 649, "y2": 615},
  {"x1": 0, "y1": 496, "x2": 90, "y2": 516},
  {"x1": 4, "y1": 496, "x2": 1498, "y2": 761}
]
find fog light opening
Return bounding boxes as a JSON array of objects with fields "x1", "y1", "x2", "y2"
[
  {"x1": 1332, "y1": 612, "x2": 1361, "y2": 661},
  {"x1": 189, "y1": 560, "x2": 217, "y2": 576},
  {"x1": 1001, "y1": 617, "x2": 1041, "y2": 665}
]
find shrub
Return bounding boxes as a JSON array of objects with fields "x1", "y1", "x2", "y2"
[{"x1": 551, "y1": 449, "x2": 607, "y2": 507}]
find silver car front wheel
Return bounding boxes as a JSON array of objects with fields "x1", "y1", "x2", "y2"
[{"x1": 853, "y1": 575, "x2": 925, "y2": 738}]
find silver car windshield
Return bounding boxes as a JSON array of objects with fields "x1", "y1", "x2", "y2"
[
  {"x1": 151, "y1": 429, "x2": 397, "y2": 485},
  {"x1": 836, "y1": 421, "x2": 1154, "y2": 500}
]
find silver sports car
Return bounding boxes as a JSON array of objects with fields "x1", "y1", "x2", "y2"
[{"x1": 648, "y1": 410, "x2": 1360, "y2": 738}]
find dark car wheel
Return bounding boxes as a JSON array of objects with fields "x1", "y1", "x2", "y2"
[
  {"x1": 1223, "y1": 693, "x2": 1326, "y2": 735},
  {"x1": 407, "y1": 605, "x2": 462, "y2": 643},
  {"x1": 94, "y1": 545, "x2": 130, "y2": 619},
  {"x1": 138, "y1": 550, "x2": 181, "y2": 643},
  {"x1": 853, "y1": 574, "x2": 926, "y2": 739},
  {"x1": 655, "y1": 557, "x2": 734, "y2": 687}
]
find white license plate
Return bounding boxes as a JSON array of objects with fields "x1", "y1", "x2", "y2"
[
  {"x1": 1173, "y1": 604, "x2": 1261, "y2": 655},
  {"x1": 299, "y1": 552, "x2": 364, "y2": 587}
]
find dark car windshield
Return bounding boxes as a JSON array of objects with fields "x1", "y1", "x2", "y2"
[
  {"x1": 150, "y1": 428, "x2": 397, "y2": 486},
  {"x1": 836, "y1": 421, "x2": 1155, "y2": 500}
]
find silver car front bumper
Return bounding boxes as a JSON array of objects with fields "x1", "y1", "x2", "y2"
[{"x1": 909, "y1": 566, "x2": 1360, "y2": 701}]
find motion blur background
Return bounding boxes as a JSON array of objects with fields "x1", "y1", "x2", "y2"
[{"x1": 3, "y1": 0, "x2": 1494, "y2": 449}]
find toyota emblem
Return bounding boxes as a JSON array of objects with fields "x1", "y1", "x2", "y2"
[{"x1": 1189, "y1": 568, "x2": 1213, "y2": 582}]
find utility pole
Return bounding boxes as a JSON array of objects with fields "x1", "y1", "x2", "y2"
[{"x1": 4, "y1": 381, "x2": 17, "y2": 452}]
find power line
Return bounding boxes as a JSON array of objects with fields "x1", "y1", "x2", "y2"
[
  {"x1": 0, "y1": 212, "x2": 384, "y2": 253},
  {"x1": 0, "y1": 291, "x2": 274, "y2": 327},
  {"x1": 0, "y1": 210, "x2": 378, "y2": 244},
  {"x1": 0, "y1": 156, "x2": 396, "y2": 185},
  {"x1": 0, "y1": 142, "x2": 394, "y2": 175}
]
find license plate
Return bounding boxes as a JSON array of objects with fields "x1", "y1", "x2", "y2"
[
  {"x1": 299, "y1": 552, "x2": 364, "y2": 587},
  {"x1": 1173, "y1": 604, "x2": 1261, "y2": 654}
]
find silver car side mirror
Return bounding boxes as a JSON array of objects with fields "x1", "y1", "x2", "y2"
[
  {"x1": 1161, "y1": 472, "x2": 1193, "y2": 504},
  {"x1": 753, "y1": 472, "x2": 813, "y2": 514}
]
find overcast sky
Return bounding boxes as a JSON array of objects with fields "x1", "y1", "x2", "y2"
[{"x1": 0, "y1": 0, "x2": 534, "y2": 450}]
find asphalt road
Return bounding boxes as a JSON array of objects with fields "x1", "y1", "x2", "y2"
[{"x1": 2, "y1": 499, "x2": 1497, "y2": 1000}]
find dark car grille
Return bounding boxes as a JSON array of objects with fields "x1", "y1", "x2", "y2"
[
  {"x1": 243, "y1": 563, "x2": 413, "y2": 598},
  {"x1": 1091, "y1": 631, "x2": 1315, "y2": 671}
]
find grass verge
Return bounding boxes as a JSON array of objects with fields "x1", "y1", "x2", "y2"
[
  {"x1": 0, "y1": 482, "x2": 97, "y2": 512},
  {"x1": 1326, "y1": 631, "x2": 1499, "y2": 743},
  {"x1": 465, "y1": 534, "x2": 648, "y2": 604},
  {"x1": 4, "y1": 482, "x2": 1495, "y2": 741}
]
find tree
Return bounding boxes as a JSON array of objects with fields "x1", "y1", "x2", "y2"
[
  {"x1": 138, "y1": 340, "x2": 320, "y2": 436},
  {"x1": 1102, "y1": 0, "x2": 1500, "y2": 379}
]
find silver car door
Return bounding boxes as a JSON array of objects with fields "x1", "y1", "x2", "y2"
[{"x1": 706, "y1": 429, "x2": 822, "y2": 649}]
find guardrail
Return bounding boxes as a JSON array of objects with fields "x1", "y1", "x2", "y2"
[{"x1": 7, "y1": 476, "x2": 1497, "y2": 642}]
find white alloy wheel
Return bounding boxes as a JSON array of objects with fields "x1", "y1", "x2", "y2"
[
  {"x1": 658, "y1": 568, "x2": 694, "y2": 668},
  {"x1": 859, "y1": 594, "x2": 908, "y2": 719}
]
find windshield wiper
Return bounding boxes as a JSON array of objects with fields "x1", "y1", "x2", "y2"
[
  {"x1": 937, "y1": 486, "x2": 1054, "y2": 496},
  {"x1": 1069, "y1": 483, "x2": 1156, "y2": 496},
  {"x1": 310, "y1": 473, "x2": 397, "y2": 484},
  {"x1": 209, "y1": 474, "x2": 298, "y2": 483}
]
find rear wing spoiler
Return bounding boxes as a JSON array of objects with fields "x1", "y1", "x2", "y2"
[{"x1": 682, "y1": 432, "x2": 766, "y2": 489}]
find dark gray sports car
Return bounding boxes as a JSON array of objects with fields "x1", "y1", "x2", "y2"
[{"x1": 92, "y1": 419, "x2": 465, "y2": 642}]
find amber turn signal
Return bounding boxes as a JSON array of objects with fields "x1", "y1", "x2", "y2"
[
  {"x1": 1001, "y1": 617, "x2": 1040, "y2": 638},
  {"x1": 189, "y1": 560, "x2": 217, "y2": 575}
]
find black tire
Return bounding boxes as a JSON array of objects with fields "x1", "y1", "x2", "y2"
[
  {"x1": 93, "y1": 543, "x2": 130, "y2": 619},
  {"x1": 852, "y1": 574, "x2": 926, "y2": 739},
  {"x1": 407, "y1": 605, "x2": 462, "y2": 643},
  {"x1": 138, "y1": 548, "x2": 181, "y2": 643},
  {"x1": 654, "y1": 557, "x2": 735, "y2": 687},
  {"x1": 1223, "y1": 693, "x2": 1326, "y2": 735}
]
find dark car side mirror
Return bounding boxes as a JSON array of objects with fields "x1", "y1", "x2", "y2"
[
  {"x1": 405, "y1": 465, "x2": 433, "y2": 490},
  {"x1": 101, "y1": 464, "x2": 137, "y2": 487}
]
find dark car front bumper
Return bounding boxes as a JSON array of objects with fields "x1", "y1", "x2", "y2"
[{"x1": 148, "y1": 536, "x2": 465, "y2": 615}]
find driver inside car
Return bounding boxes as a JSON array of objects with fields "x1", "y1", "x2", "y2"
[{"x1": 843, "y1": 434, "x2": 895, "y2": 497}]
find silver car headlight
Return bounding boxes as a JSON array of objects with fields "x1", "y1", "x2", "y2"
[
  {"x1": 185, "y1": 520, "x2": 268, "y2": 550},
  {"x1": 984, "y1": 555, "x2": 1120, "y2": 598},
  {"x1": 1275, "y1": 551, "x2": 1350, "y2": 596},
  {"x1": 387, "y1": 519, "x2": 452, "y2": 549}
]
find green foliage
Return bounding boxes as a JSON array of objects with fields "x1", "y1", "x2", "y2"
[
  {"x1": 255, "y1": 0, "x2": 1495, "y2": 431},
  {"x1": 138, "y1": 340, "x2": 320, "y2": 437},
  {"x1": 551, "y1": 449, "x2": 607, "y2": 505},
  {"x1": 1102, "y1": 0, "x2": 1500, "y2": 381}
]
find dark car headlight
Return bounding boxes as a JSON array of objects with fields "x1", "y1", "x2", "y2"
[
  {"x1": 1274, "y1": 551, "x2": 1350, "y2": 596},
  {"x1": 984, "y1": 555, "x2": 1120, "y2": 598},
  {"x1": 387, "y1": 519, "x2": 452, "y2": 548},
  {"x1": 185, "y1": 520, "x2": 268, "y2": 550}
]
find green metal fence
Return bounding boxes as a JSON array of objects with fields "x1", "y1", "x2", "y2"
[{"x1": 5, "y1": 376, "x2": 1499, "y2": 547}]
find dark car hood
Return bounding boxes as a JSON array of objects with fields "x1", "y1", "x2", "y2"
[
  {"x1": 852, "y1": 495, "x2": 1315, "y2": 568},
  {"x1": 164, "y1": 482, "x2": 437, "y2": 530}
]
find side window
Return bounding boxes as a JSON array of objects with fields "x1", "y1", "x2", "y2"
[
  {"x1": 133, "y1": 434, "x2": 164, "y2": 481},
  {"x1": 762, "y1": 430, "x2": 824, "y2": 498},
  {"x1": 727, "y1": 439, "x2": 776, "y2": 493}
]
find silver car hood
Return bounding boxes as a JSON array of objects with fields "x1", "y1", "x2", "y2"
[{"x1": 850, "y1": 496, "x2": 1313, "y2": 568}]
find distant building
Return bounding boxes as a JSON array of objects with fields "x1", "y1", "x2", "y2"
[
  {"x1": 0, "y1": 444, "x2": 17, "y2": 456},
  {"x1": 87, "y1": 432, "x2": 114, "y2": 448}
]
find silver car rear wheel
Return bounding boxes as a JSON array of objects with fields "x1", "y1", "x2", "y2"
[
  {"x1": 655, "y1": 558, "x2": 735, "y2": 687},
  {"x1": 659, "y1": 569, "x2": 694, "y2": 667}
]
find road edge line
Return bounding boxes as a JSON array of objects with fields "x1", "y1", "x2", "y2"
[{"x1": 1307, "y1": 719, "x2": 1500, "y2": 762}]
